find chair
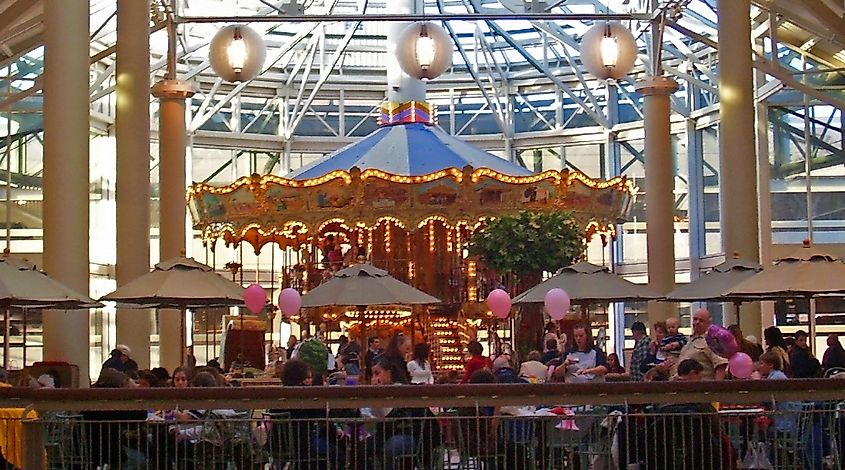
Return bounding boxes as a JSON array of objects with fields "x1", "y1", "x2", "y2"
[
  {"x1": 573, "y1": 407, "x2": 615, "y2": 470},
  {"x1": 453, "y1": 413, "x2": 508, "y2": 469},
  {"x1": 44, "y1": 412, "x2": 89, "y2": 469},
  {"x1": 770, "y1": 401, "x2": 814, "y2": 470},
  {"x1": 220, "y1": 410, "x2": 263, "y2": 469},
  {"x1": 263, "y1": 411, "x2": 331, "y2": 469},
  {"x1": 497, "y1": 416, "x2": 537, "y2": 470},
  {"x1": 639, "y1": 404, "x2": 727, "y2": 470}
]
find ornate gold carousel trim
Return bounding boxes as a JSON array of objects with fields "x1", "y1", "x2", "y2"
[{"x1": 189, "y1": 165, "x2": 635, "y2": 252}]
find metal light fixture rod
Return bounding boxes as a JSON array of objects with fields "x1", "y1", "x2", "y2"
[{"x1": 175, "y1": 12, "x2": 651, "y2": 23}]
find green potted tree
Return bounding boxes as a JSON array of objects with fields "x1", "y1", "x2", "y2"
[{"x1": 468, "y1": 211, "x2": 586, "y2": 353}]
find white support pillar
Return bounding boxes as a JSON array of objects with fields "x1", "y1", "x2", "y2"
[
  {"x1": 387, "y1": 0, "x2": 425, "y2": 103},
  {"x1": 719, "y1": 0, "x2": 761, "y2": 337},
  {"x1": 43, "y1": 0, "x2": 90, "y2": 384},
  {"x1": 115, "y1": 0, "x2": 152, "y2": 369},
  {"x1": 152, "y1": 79, "x2": 195, "y2": 371},
  {"x1": 636, "y1": 76, "x2": 679, "y2": 325}
]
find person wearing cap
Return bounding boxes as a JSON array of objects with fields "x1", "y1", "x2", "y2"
[
  {"x1": 101, "y1": 344, "x2": 139, "y2": 375},
  {"x1": 629, "y1": 321, "x2": 650, "y2": 381}
]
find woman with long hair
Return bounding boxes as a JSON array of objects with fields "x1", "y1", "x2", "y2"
[
  {"x1": 764, "y1": 326, "x2": 791, "y2": 376},
  {"x1": 407, "y1": 342, "x2": 434, "y2": 384},
  {"x1": 377, "y1": 332, "x2": 412, "y2": 383},
  {"x1": 363, "y1": 357, "x2": 439, "y2": 468}
]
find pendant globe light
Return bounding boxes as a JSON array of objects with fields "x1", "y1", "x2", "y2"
[
  {"x1": 579, "y1": 21, "x2": 637, "y2": 80},
  {"x1": 209, "y1": 24, "x2": 267, "y2": 83},
  {"x1": 395, "y1": 22, "x2": 453, "y2": 80}
]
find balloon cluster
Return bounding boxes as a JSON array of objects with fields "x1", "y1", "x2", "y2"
[
  {"x1": 707, "y1": 324, "x2": 754, "y2": 379},
  {"x1": 242, "y1": 284, "x2": 302, "y2": 318},
  {"x1": 485, "y1": 288, "x2": 573, "y2": 321}
]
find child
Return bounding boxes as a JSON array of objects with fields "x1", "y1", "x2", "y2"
[{"x1": 660, "y1": 317, "x2": 688, "y2": 360}]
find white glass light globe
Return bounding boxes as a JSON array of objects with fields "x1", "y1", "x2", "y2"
[
  {"x1": 579, "y1": 21, "x2": 637, "y2": 80},
  {"x1": 396, "y1": 22, "x2": 453, "y2": 81},
  {"x1": 209, "y1": 24, "x2": 267, "y2": 83}
]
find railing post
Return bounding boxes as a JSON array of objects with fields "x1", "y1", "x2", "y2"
[{"x1": 22, "y1": 417, "x2": 45, "y2": 469}]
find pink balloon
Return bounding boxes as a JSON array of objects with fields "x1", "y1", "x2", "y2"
[
  {"x1": 243, "y1": 284, "x2": 266, "y2": 314},
  {"x1": 544, "y1": 288, "x2": 571, "y2": 321},
  {"x1": 486, "y1": 289, "x2": 511, "y2": 319},
  {"x1": 278, "y1": 288, "x2": 302, "y2": 318},
  {"x1": 729, "y1": 352, "x2": 754, "y2": 379},
  {"x1": 706, "y1": 324, "x2": 739, "y2": 358}
]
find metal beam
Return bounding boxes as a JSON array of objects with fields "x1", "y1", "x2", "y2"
[
  {"x1": 286, "y1": 6, "x2": 365, "y2": 137},
  {"x1": 175, "y1": 12, "x2": 652, "y2": 24},
  {"x1": 753, "y1": 56, "x2": 845, "y2": 111},
  {"x1": 437, "y1": 4, "x2": 507, "y2": 133},
  {"x1": 187, "y1": 14, "x2": 331, "y2": 133},
  {"x1": 465, "y1": 1, "x2": 609, "y2": 128}
]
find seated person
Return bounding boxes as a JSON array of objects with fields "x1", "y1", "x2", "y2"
[
  {"x1": 457, "y1": 370, "x2": 529, "y2": 466},
  {"x1": 83, "y1": 369, "x2": 148, "y2": 467},
  {"x1": 492, "y1": 355, "x2": 524, "y2": 384},
  {"x1": 540, "y1": 339, "x2": 560, "y2": 364},
  {"x1": 269, "y1": 359, "x2": 345, "y2": 467},
  {"x1": 518, "y1": 350, "x2": 548, "y2": 383},
  {"x1": 674, "y1": 359, "x2": 704, "y2": 382},
  {"x1": 758, "y1": 351, "x2": 801, "y2": 435},
  {"x1": 362, "y1": 357, "x2": 440, "y2": 468},
  {"x1": 605, "y1": 353, "x2": 629, "y2": 380}
]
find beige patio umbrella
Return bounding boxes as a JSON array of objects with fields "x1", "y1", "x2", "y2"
[
  {"x1": 100, "y1": 256, "x2": 246, "y2": 364},
  {"x1": 512, "y1": 261, "x2": 661, "y2": 310},
  {"x1": 726, "y1": 241, "x2": 845, "y2": 354},
  {"x1": 301, "y1": 263, "x2": 440, "y2": 372},
  {"x1": 664, "y1": 254, "x2": 763, "y2": 327},
  {"x1": 0, "y1": 253, "x2": 103, "y2": 368}
]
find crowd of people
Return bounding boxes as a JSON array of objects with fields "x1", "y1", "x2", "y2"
[{"x1": 54, "y1": 309, "x2": 845, "y2": 469}]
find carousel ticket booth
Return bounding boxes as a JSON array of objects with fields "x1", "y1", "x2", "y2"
[{"x1": 189, "y1": 101, "x2": 634, "y2": 370}]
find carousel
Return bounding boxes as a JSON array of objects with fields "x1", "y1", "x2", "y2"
[{"x1": 189, "y1": 101, "x2": 635, "y2": 369}]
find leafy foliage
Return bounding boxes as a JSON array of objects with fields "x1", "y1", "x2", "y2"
[{"x1": 468, "y1": 211, "x2": 585, "y2": 277}]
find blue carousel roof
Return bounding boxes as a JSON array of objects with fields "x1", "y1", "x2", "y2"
[{"x1": 288, "y1": 122, "x2": 533, "y2": 180}]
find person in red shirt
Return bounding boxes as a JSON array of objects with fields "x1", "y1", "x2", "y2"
[{"x1": 461, "y1": 340, "x2": 493, "y2": 383}]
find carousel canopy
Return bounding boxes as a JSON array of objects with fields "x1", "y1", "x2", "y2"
[{"x1": 288, "y1": 122, "x2": 533, "y2": 180}]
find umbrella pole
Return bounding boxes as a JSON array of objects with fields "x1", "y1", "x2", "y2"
[
  {"x1": 358, "y1": 305, "x2": 367, "y2": 380},
  {"x1": 734, "y1": 301, "x2": 742, "y2": 330},
  {"x1": 809, "y1": 296, "x2": 817, "y2": 356},
  {"x1": 22, "y1": 308, "x2": 26, "y2": 367},
  {"x1": 2, "y1": 307, "x2": 7, "y2": 370},
  {"x1": 240, "y1": 312, "x2": 245, "y2": 374},
  {"x1": 180, "y1": 306, "x2": 186, "y2": 366}
]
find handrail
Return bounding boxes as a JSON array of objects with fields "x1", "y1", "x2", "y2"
[{"x1": 4, "y1": 379, "x2": 844, "y2": 411}]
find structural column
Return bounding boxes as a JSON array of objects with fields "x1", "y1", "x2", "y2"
[
  {"x1": 636, "y1": 76, "x2": 678, "y2": 324},
  {"x1": 386, "y1": 0, "x2": 425, "y2": 103},
  {"x1": 115, "y1": 0, "x2": 152, "y2": 369},
  {"x1": 43, "y1": 0, "x2": 90, "y2": 384},
  {"x1": 719, "y1": 0, "x2": 761, "y2": 336},
  {"x1": 152, "y1": 79, "x2": 195, "y2": 371}
]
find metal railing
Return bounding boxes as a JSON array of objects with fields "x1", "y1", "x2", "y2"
[{"x1": 2, "y1": 379, "x2": 845, "y2": 469}]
